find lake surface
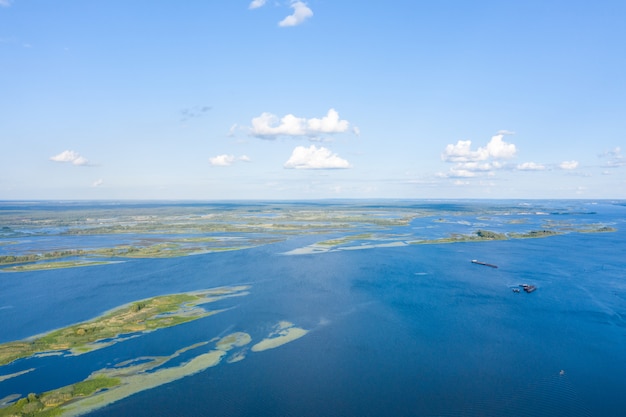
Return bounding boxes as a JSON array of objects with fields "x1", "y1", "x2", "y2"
[{"x1": 1, "y1": 200, "x2": 625, "y2": 416}]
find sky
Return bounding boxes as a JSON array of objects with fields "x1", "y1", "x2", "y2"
[{"x1": 1, "y1": 0, "x2": 625, "y2": 200}]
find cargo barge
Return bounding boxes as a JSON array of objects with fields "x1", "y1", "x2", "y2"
[{"x1": 471, "y1": 259, "x2": 498, "y2": 268}]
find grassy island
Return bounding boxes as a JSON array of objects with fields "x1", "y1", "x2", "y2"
[
  {"x1": 0, "y1": 286, "x2": 250, "y2": 366},
  {"x1": 0, "y1": 375, "x2": 121, "y2": 417}
]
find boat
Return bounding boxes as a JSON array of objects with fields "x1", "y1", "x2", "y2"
[
  {"x1": 521, "y1": 284, "x2": 536, "y2": 293},
  {"x1": 471, "y1": 259, "x2": 498, "y2": 268}
]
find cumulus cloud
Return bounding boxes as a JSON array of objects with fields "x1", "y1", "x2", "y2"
[
  {"x1": 439, "y1": 133, "x2": 516, "y2": 178},
  {"x1": 209, "y1": 154, "x2": 251, "y2": 166},
  {"x1": 517, "y1": 162, "x2": 545, "y2": 171},
  {"x1": 92, "y1": 179, "x2": 104, "y2": 187},
  {"x1": 248, "y1": 0, "x2": 266, "y2": 9},
  {"x1": 50, "y1": 150, "x2": 90, "y2": 166},
  {"x1": 559, "y1": 160, "x2": 579, "y2": 170},
  {"x1": 284, "y1": 145, "x2": 351, "y2": 169},
  {"x1": 250, "y1": 108, "x2": 350, "y2": 139},
  {"x1": 209, "y1": 154, "x2": 236, "y2": 167},
  {"x1": 279, "y1": 1, "x2": 313, "y2": 27},
  {"x1": 442, "y1": 134, "x2": 517, "y2": 163}
]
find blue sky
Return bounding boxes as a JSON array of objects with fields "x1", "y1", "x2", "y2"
[{"x1": 1, "y1": 1, "x2": 625, "y2": 200}]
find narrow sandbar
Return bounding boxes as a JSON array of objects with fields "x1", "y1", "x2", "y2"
[{"x1": 251, "y1": 321, "x2": 308, "y2": 352}]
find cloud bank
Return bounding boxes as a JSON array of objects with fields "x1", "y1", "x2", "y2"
[
  {"x1": 250, "y1": 109, "x2": 350, "y2": 139},
  {"x1": 50, "y1": 150, "x2": 90, "y2": 166},
  {"x1": 279, "y1": 1, "x2": 313, "y2": 27},
  {"x1": 284, "y1": 145, "x2": 351, "y2": 169}
]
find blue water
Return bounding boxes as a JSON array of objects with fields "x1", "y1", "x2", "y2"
[{"x1": 1, "y1": 201, "x2": 625, "y2": 416}]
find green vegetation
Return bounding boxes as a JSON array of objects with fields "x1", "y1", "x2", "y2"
[
  {"x1": 475, "y1": 230, "x2": 507, "y2": 240},
  {"x1": 0, "y1": 375, "x2": 120, "y2": 417},
  {"x1": 0, "y1": 287, "x2": 248, "y2": 366},
  {"x1": 72, "y1": 375, "x2": 120, "y2": 396},
  {"x1": 579, "y1": 226, "x2": 617, "y2": 233},
  {"x1": 411, "y1": 225, "x2": 615, "y2": 245},
  {"x1": 2, "y1": 260, "x2": 111, "y2": 272},
  {"x1": 0, "y1": 250, "x2": 88, "y2": 266},
  {"x1": 508, "y1": 230, "x2": 561, "y2": 238}
]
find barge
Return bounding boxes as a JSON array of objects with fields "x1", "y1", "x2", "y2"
[{"x1": 471, "y1": 259, "x2": 498, "y2": 268}]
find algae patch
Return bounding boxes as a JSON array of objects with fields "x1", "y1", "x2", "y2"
[{"x1": 251, "y1": 321, "x2": 309, "y2": 352}]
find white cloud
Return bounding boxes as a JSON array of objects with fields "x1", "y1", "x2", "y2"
[
  {"x1": 248, "y1": 0, "x2": 266, "y2": 9},
  {"x1": 352, "y1": 126, "x2": 361, "y2": 136},
  {"x1": 50, "y1": 150, "x2": 90, "y2": 166},
  {"x1": 442, "y1": 134, "x2": 517, "y2": 163},
  {"x1": 284, "y1": 145, "x2": 351, "y2": 169},
  {"x1": 252, "y1": 113, "x2": 307, "y2": 137},
  {"x1": 449, "y1": 169, "x2": 476, "y2": 178},
  {"x1": 559, "y1": 160, "x2": 579, "y2": 170},
  {"x1": 209, "y1": 154, "x2": 251, "y2": 166},
  {"x1": 250, "y1": 108, "x2": 350, "y2": 139},
  {"x1": 209, "y1": 154, "x2": 236, "y2": 166},
  {"x1": 442, "y1": 140, "x2": 481, "y2": 162},
  {"x1": 496, "y1": 130, "x2": 516, "y2": 135},
  {"x1": 307, "y1": 109, "x2": 349, "y2": 133},
  {"x1": 92, "y1": 179, "x2": 104, "y2": 187},
  {"x1": 440, "y1": 133, "x2": 516, "y2": 178},
  {"x1": 457, "y1": 162, "x2": 494, "y2": 172},
  {"x1": 485, "y1": 134, "x2": 517, "y2": 159},
  {"x1": 517, "y1": 162, "x2": 545, "y2": 171},
  {"x1": 0, "y1": 0, "x2": 11, "y2": 8},
  {"x1": 279, "y1": 1, "x2": 313, "y2": 27}
]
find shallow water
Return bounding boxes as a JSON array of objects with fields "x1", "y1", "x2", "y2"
[{"x1": 1, "y1": 200, "x2": 625, "y2": 416}]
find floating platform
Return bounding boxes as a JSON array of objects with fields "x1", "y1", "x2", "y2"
[{"x1": 471, "y1": 259, "x2": 498, "y2": 268}]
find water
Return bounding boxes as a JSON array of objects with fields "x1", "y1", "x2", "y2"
[{"x1": 1, "y1": 200, "x2": 625, "y2": 416}]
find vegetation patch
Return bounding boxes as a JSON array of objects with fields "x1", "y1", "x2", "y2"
[
  {"x1": 0, "y1": 375, "x2": 120, "y2": 417},
  {"x1": 0, "y1": 286, "x2": 249, "y2": 366}
]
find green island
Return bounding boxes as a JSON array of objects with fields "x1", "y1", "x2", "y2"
[
  {"x1": 412, "y1": 227, "x2": 614, "y2": 244},
  {"x1": 0, "y1": 286, "x2": 250, "y2": 366},
  {"x1": 0, "y1": 375, "x2": 120, "y2": 417},
  {"x1": 285, "y1": 225, "x2": 617, "y2": 255},
  {"x1": 0, "y1": 240, "x2": 275, "y2": 271}
]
